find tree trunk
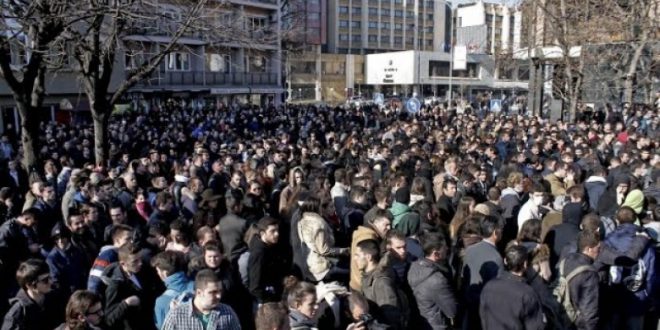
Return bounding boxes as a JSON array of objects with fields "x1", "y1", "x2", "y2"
[
  {"x1": 15, "y1": 102, "x2": 39, "y2": 171},
  {"x1": 622, "y1": 38, "x2": 647, "y2": 105},
  {"x1": 91, "y1": 99, "x2": 110, "y2": 167}
]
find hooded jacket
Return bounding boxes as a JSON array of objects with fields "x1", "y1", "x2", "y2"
[
  {"x1": 389, "y1": 202, "x2": 420, "y2": 237},
  {"x1": 289, "y1": 309, "x2": 318, "y2": 330},
  {"x1": 350, "y1": 225, "x2": 380, "y2": 291},
  {"x1": 154, "y1": 271, "x2": 194, "y2": 329},
  {"x1": 1, "y1": 289, "x2": 53, "y2": 330},
  {"x1": 622, "y1": 189, "x2": 644, "y2": 216},
  {"x1": 544, "y1": 202, "x2": 583, "y2": 269},
  {"x1": 407, "y1": 259, "x2": 457, "y2": 330}
]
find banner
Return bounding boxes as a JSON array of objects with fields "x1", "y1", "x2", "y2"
[{"x1": 453, "y1": 45, "x2": 467, "y2": 71}]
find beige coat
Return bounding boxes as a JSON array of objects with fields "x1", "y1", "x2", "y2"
[{"x1": 298, "y1": 212, "x2": 335, "y2": 281}]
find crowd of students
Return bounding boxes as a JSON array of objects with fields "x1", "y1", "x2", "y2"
[{"x1": 0, "y1": 98, "x2": 658, "y2": 330}]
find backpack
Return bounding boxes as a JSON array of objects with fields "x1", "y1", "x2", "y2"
[
  {"x1": 551, "y1": 259, "x2": 593, "y2": 328},
  {"x1": 609, "y1": 258, "x2": 647, "y2": 292}
]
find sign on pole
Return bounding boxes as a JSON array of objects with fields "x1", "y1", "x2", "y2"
[
  {"x1": 406, "y1": 98, "x2": 421, "y2": 114},
  {"x1": 453, "y1": 45, "x2": 467, "y2": 71}
]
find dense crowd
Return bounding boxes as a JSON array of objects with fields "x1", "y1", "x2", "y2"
[{"x1": 0, "y1": 98, "x2": 658, "y2": 330}]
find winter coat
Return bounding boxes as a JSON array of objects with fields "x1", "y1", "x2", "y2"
[
  {"x1": 584, "y1": 176, "x2": 607, "y2": 211},
  {"x1": 343, "y1": 201, "x2": 370, "y2": 236},
  {"x1": 544, "y1": 203, "x2": 583, "y2": 269},
  {"x1": 350, "y1": 225, "x2": 380, "y2": 291},
  {"x1": 217, "y1": 212, "x2": 248, "y2": 263},
  {"x1": 0, "y1": 289, "x2": 53, "y2": 330},
  {"x1": 603, "y1": 223, "x2": 656, "y2": 316},
  {"x1": 544, "y1": 173, "x2": 574, "y2": 197},
  {"x1": 102, "y1": 263, "x2": 154, "y2": 330},
  {"x1": 479, "y1": 271, "x2": 545, "y2": 330},
  {"x1": 562, "y1": 252, "x2": 599, "y2": 330},
  {"x1": 0, "y1": 219, "x2": 29, "y2": 282},
  {"x1": 389, "y1": 202, "x2": 420, "y2": 238},
  {"x1": 298, "y1": 212, "x2": 336, "y2": 281},
  {"x1": 500, "y1": 187, "x2": 522, "y2": 220},
  {"x1": 247, "y1": 236, "x2": 288, "y2": 303},
  {"x1": 154, "y1": 271, "x2": 194, "y2": 329},
  {"x1": 362, "y1": 267, "x2": 405, "y2": 329},
  {"x1": 47, "y1": 244, "x2": 88, "y2": 295},
  {"x1": 462, "y1": 240, "x2": 503, "y2": 308},
  {"x1": 407, "y1": 258, "x2": 457, "y2": 330}
]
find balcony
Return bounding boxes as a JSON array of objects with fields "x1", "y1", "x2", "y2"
[{"x1": 129, "y1": 70, "x2": 279, "y2": 89}]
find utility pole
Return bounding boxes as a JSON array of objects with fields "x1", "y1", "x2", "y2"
[{"x1": 448, "y1": 5, "x2": 454, "y2": 108}]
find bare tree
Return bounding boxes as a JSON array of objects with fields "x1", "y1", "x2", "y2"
[{"x1": 0, "y1": 1, "x2": 72, "y2": 169}]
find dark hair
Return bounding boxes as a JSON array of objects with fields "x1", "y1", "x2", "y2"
[
  {"x1": 256, "y1": 216, "x2": 279, "y2": 233},
  {"x1": 225, "y1": 193, "x2": 241, "y2": 212},
  {"x1": 487, "y1": 187, "x2": 501, "y2": 201},
  {"x1": 385, "y1": 229, "x2": 406, "y2": 246},
  {"x1": 255, "y1": 302, "x2": 289, "y2": 330},
  {"x1": 480, "y1": 215, "x2": 502, "y2": 238},
  {"x1": 504, "y1": 244, "x2": 528, "y2": 273},
  {"x1": 442, "y1": 178, "x2": 458, "y2": 190},
  {"x1": 151, "y1": 250, "x2": 185, "y2": 276},
  {"x1": 110, "y1": 224, "x2": 133, "y2": 244},
  {"x1": 65, "y1": 290, "x2": 102, "y2": 330},
  {"x1": 616, "y1": 206, "x2": 636, "y2": 224},
  {"x1": 580, "y1": 213, "x2": 601, "y2": 233},
  {"x1": 155, "y1": 191, "x2": 173, "y2": 207},
  {"x1": 421, "y1": 232, "x2": 448, "y2": 257},
  {"x1": 16, "y1": 259, "x2": 49, "y2": 290},
  {"x1": 374, "y1": 185, "x2": 390, "y2": 203},
  {"x1": 299, "y1": 196, "x2": 321, "y2": 214},
  {"x1": 286, "y1": 281, "x2": 316, "y2": 309},
  {"x1": 194, "y1": 269, "x2": 221, "y2": 291},
  {"x1": 369, "y1": 208, "x2": 392, "y2": 225},
  {"x1": 578, "y1": 230, "x2": 600, "y2": 252},
  {"x1": 203, "y1": 241, "x2": 224, "y2": 255},
  {"x1": 516, "y1": 219, "x2": 541, "y2": 243},
  {"x1": 567, "y1": 185, "x2": 585, "y2": 201},
  {"x1": 350, "y1": 185, "x2": 368, "y2": 203},
  {"x1": 356, "y1": 239, "x2": 381, "y2": 263}
]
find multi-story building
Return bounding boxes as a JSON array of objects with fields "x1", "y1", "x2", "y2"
[
  {"x1": 0, "y1": 0, "x2": 285, "y2": 130},
  {"x1": 453, "y1": 0, "x2": 522, "y2": 55}
]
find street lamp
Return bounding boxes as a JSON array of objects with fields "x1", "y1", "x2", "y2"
[{"x1": 298, "y1": 88, "x2": 302, "y2": 100}]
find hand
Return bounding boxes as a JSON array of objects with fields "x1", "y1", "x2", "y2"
[
  {"x1": 346, "y1": 321, "x2": 366, "y2": 330},
  {"x1": 124, "y1": 296, "x2": 140, "y2": 307}
]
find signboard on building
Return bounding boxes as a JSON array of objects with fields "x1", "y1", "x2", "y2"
[
  {"x1": 366, "y1": 51, "x2": 416, "y2": 85},
  {"x1": 453, "y1": 45, "x2": 468, "y2": 70}
]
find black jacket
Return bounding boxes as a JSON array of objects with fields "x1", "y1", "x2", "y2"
[
  {"x1": 544, "y1": 203, "x2": 583, "y2": 270},
  {"x1": 435, "y1": 195, "x2": 455, "y2": 224},
  {"x1": 247, "y1": 236, "x2": 288, "y2": 303},
  {"x1": 362, "y1": 267, "x2": 405, "y2": 329},
  {"x1": 102, "y1": 263, "x2": 154, "y2": 330},
  {"x1": 407, "y1": 258, "x2": 457, "y2": 330},
  {"x1": 563, "y1": 252, "x2": 599, "y2": 330},
  {"x1": 0, "y1": 219, "x2": 29, "y2": 281},
  {"x1": 217, "y1": 212, "x2": 248, "y2": 263},
  {"x1": 479, "y1": 271, "x2": 545, "y2": 330},
  {"x1": 1, "y1": 289, "x2": 54, "y2": 330}
]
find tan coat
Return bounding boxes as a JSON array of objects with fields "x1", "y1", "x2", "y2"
[
  {"x1": 350, "y1": 225, "x2": 380, "y2": 291},
  {"x1": 298, "y1": 212, "x2": 335, "y2": 281}
]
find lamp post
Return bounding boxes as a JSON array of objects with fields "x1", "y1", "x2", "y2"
[{"x1": 298, "y1": 88, "x2": 302, "y2": 100}]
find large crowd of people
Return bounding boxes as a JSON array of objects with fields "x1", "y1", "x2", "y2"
[{"x1": 0, "y1": 97, "x2": 658, "y2": 330}]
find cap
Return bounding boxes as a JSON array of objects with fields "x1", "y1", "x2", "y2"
[{"x1": 51, "y1": 222, "x2": 71, "y2": 239}]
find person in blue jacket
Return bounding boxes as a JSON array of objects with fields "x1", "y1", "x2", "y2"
[{"x1": 151, "y1": 250, "x2": 194, "y2": 329}]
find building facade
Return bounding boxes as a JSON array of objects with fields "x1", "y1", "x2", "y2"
[{"x1": 0, "y1": 0, "x2": 285, "y2": 131}]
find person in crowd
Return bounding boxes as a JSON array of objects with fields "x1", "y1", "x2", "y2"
[
  {"x1": 561, "y1": 230, "x2": 601, "y2": 330},
  {"x1": 56, "y1": 290, "x2": 105, "y2": 330},
  {"x1": 436, "y1": 178, "x2": 458, "y2": 224},
  {"x1": 545, "y1": 201, "x2": 585, "y2": 270},
  {"x1": 248, "y1": 216, "x2": 288, "y2": 304},
  {"x1": 479, "y1": 245, "x2": 545, "y2": 330},
  {"x1": 517, "y1": 182, "x2": 547, "y2": 231},
  {"x1": 216, "y1": 192, "x2": 249, "y2": 264},
  {"x1": 389, "y1": 187, "x2": 421, "y2": 237},
  {"x1": 151, "y1": 250, "x2": 193, "y2": 329},
  {"x1": 102, "y1": 243, "x2": 153, "y2": 330},
  {"x1": 161, "y1": 269, "x2": 241, "y2": 330},
  {"x1": 462, "y1": 216, "x2": 504, "y2": 330},
  {"x1": 255, "y1": 302, "x2": 289, "y2": 330},
  {"x1": 287, "y1": 281, "x2": 319, "y2": 330},
  {"x1": 408, "y1": 232, "x2": 457, "y2": 330},
  {"x1": 354, "y1": 239, "x2": 406, "y2": 329},
  {"x1": 47, "y1": 222, "x2": 88, "y2": 296},
  {"x1": 1, "y1": 259, "x2": 56, "y2": 330},
  {"x1": 87, "y1": 224, "x2": 132, "y2": 294},
  {"x1": 350, "y1": 209, "x2": 392, "y2": 291}
]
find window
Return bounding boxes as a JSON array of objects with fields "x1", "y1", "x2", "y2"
[
  {"x1": 339, "y1": 20, "x2": 349, "y2": 28},
  {"x1": 381, "y1": 22, "x2": 390, "y2": 29},
  {"x1": 426, "y1": 14, "x2": 433, "y2": 20},
  {"x1": 368, "y1": 21, "x2": 378, "y2": 29},
  {"x1": 382, "y1": 9, "x2": 390, "y2": 16},
  {"x1": 322, "y1": 62, "x2": 345, "y2": 75},
  {"x1": 394, "y1": 36, "x2": 403, "y2": 44},
  {"x1": 351, "y1": 21, "x2": 361, "y2": 28},
  {"x1": 406, "y1": 11, "x2": 414, "y2": 18},
  {"x1": 247, "y1": 56, "x2": 267, "y2": 73},
  {"x1": 395, "y1": 23, "x2": 403, "y2": 30},
  {"x1": 352, "y1": 7, "x2": 361, "y2": 14},
  {"x1": 352, "y1": 34, "x2": 362, "y2": 42},
  {"x1": 381, "y1": 35, "x2": 390, "y2": 43},
  {"x1": 394, "y1": 10, "x2": 403, "y2": 17},
  {"x1": 368, "y1": 34, "x2": 377, "y2": 42},
  {"x1": 10, "y1": 34, "x2": 29, "y2": 66},
  {"x1": 394, "y1": 0, "x2": 403, "y2": 3},
  {"x1": 369, "y1": 7, "x2": 378, "y2": 15},
  {"x1": 339, "y1": 6, "x2": 349, "y2": 14},
  {"x1": 246, "y1": 16, "x2": 266, "y2": 31},
  {"x1": 339, "y1": 34, "x2": 349, "y2": 41},
  {"x1": 206, "y1": 54, "x2": 231, "y2": 73},
  {"x1": 458, "y1": 17, "x2": 462, "y2": 27},
  {"x1": 166, "y1": 52, "x2": 190, "y2": 71}
]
